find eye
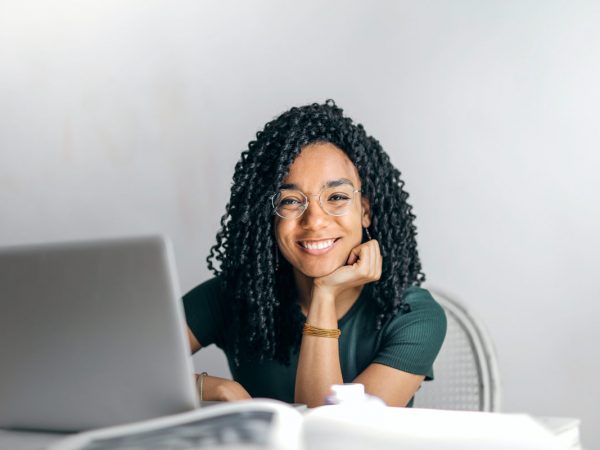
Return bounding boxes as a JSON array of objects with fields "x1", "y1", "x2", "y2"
[
  {"x1": 280, "y1": 198, "x2": 302, "y2": 206},
  {"x1": 328, "y1": 194, "x2": 351, "y2": 202}
]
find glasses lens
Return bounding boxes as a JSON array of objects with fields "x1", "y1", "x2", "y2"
[
  {"x1": 322, "y1": 185, "x2": 356, "y2": 216},
  {"x1": 274, "y1": 190, "x2": 306, "y2": 218}
]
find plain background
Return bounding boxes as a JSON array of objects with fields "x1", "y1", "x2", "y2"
[{"x1": 1, "y1": 1, "x2": 598, "y2": 447}]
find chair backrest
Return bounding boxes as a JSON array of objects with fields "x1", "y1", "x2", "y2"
[{"x1": 413, "y1": 289, "x2": 501, "y2": 412}]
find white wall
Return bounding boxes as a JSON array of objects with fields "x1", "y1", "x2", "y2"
[{"x1": 1, "y1": 1, "x2": 598, "y2": 447}]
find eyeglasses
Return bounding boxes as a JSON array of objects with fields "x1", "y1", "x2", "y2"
[{"x1": 271, "y1": 185, "x2": 362, "y2": 220}]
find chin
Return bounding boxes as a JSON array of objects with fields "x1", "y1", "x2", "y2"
[
  {"x1": 297, "y1": 260, "x2": 342, "y2": 279},
  {"x1": 302, "y1": 269, "x2": 333, "y2": 279}
]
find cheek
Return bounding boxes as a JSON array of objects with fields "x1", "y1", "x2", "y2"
[
  {"x1": 274, "y1": 221, "x2": 293, "y2": 253},
  {"x1": 339, "y1": 216, "x2": 364, "y2": 243}
]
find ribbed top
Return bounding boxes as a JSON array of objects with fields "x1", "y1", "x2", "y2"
[{"x1": 184, "y1": 277, "x2": 447, "y2": 404}]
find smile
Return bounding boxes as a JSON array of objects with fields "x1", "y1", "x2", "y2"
[{"x1": 296, "y1": 238, "x2": 339, "y2": 255}]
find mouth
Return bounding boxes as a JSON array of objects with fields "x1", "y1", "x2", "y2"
[{"x1": 296, "y1": 238, "x2": 340, "y2": 255}]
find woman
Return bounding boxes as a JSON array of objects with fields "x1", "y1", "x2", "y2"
[{"x1": 184, "y1": 100, "x2": 446, "y2": 407}]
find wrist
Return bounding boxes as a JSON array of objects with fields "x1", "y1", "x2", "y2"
[
  {"x1": 306, "y1": 291, "x2": 338, "y2": 329},
  {"x1": 311, "y1": 284, "x2": 337, "y2": 303},
  {"x1": 195, "y1": 372, "x2": 208, "y2": 401}
]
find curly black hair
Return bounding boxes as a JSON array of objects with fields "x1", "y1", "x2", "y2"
[{"x1": 207, "y1": 100, "x2": 424, "y2": 365}]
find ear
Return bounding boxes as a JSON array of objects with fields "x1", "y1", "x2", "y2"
[{"x1": 360, "y1": 196, "x2": 371, "y2": 228}]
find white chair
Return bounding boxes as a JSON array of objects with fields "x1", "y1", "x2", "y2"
[{"x1": 413, "y1": 289, "x2": 501, "y2": 412}]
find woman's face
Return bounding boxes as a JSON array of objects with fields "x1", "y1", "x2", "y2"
[{"x1": 274, "y1": 142, "x2": 371, "y2": 278}]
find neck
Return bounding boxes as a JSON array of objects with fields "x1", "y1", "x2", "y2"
[{"x1": 293, "y1": 269, "x2": 364, "y2": 319}]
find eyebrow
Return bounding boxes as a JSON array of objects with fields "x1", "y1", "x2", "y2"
[{"x1": 279, "y1": 178, "x2": 355, "y2": 191}]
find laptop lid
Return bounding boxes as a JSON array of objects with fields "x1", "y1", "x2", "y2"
[{"x1": 0, "y1": 235, "x2": 199, "y2": 432}]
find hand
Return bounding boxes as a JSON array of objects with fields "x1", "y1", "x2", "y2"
[
  {"x1": 313, "y1": 239, "x2": 382, "y2": 298},
  {"x1": 200, "y1": 375, "x2": 252, "y2": 401}
]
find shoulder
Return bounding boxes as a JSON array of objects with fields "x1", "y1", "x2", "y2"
[
  {"x1": 403, "y1": 286, "x2": 446, "y2": 317},
  {"x1": 383, "y1": 286, "x2": 447, "y2": 344},
  {"x1": 183, "y1": 275, "x2": 229, "y2": 322},
  {"x1": 183, "y1": 275, "x2": 224, "y2": 302},
  {"x1": 372, "y1": 286, "x2": 447, "y2": 378}
]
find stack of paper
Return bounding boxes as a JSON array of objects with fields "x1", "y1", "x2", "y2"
[
  {"x1": 303, "y1": 405, "x2": 567, "y2": 450},
  {"x1": 45, "y1": 400, "x2": 580, "y2": 450}
]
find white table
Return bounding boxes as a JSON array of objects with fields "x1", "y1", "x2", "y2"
[{"x1": 0, "y1": 414, "x2": 581, "y2": 450}]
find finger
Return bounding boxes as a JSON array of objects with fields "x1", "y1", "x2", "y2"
[
  {"x1": 329, "y1": 263, "x2": 360, "y2": 286},
  {"x1": 374, "y1": 249, "x2": 382, "y2": 280},
  {"x1": 346, "y1": 245, "x2": 362, "y2": 266},
  {"x1": 361, "y1": 241, "x2": 370, "y2": 276},
  {"x1": 355, "y1": 243, "x2": 372, "y2": 277},
  {"x1": 369, "y1": 241, "x2": 377, "y2": 279},
  {"x1": 359, "y1": 240, "x2": 371, "y2": 276},
  {"x1": 367, "y1": 240, "x2": 380, "y2": 281},
  {"x1": 372, "y1": 240, "x2": 381, "y2": 279}
]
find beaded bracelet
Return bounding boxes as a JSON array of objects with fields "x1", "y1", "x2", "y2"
[{"x1": 303, "y1": 323, "x2": 341, "y2": 338}]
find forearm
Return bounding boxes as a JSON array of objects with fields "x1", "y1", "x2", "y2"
[
  {"x1": 294, "y1": 289, "x2": 343, "y2": 407},
  {"x1": 198, "y1": 374, "x2": 252, "y2": 401}
]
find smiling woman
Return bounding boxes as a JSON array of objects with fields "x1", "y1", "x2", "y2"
[
  {"x1": 183, "y1": 100, "x2": 447, "y2": 407},
  {"x1": 274, "y1": 144, "x2": 369, "y2": 280}
]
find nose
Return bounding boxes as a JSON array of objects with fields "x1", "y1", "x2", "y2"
[{"x1": 300, "y1": 195, "x2": 328, "y2": 229}]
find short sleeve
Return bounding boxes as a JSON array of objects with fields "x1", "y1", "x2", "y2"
[
  {"x1": 182, "y1": 276, "x2": 227, "y2": 349},
  {"x1": 372, "y1": 287, "x2": 447, "y2": 380}
]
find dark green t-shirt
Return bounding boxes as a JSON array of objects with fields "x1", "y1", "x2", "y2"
[{"x1": 183, "y1": 277, "x2": 446, "y2": 405}]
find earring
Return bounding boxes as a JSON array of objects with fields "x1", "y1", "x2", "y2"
[
  {"x1": 275, "y1": 246, "x2": 280, "y2": 271},
  {"x1": 364, "y1": 227, "x2": 372, "y2": 241}
]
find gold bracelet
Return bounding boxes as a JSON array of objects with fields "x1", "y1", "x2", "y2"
[
  {"x1": 196, "y1": 372, "x2": 208, "y2": 401},
  {"x1": 303, "y1": 323, "x2": 341, "y2": 339}
]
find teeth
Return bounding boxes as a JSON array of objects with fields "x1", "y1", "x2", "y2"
[{"x1": 302, "y1": 239, "x2": 335, "y2": 250}]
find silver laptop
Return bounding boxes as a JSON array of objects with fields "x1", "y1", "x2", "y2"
[{"x1": 0, "y1": 235, "x2": 199, "y2": 432}]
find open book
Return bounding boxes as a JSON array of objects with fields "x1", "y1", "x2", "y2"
[{"x1": 49, "y1": 399, "x2": 570, "y2": 450}]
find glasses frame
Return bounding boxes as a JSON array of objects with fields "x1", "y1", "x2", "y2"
[{"x1": 270, "y1": 187, "x2": 362, "y2": 220}]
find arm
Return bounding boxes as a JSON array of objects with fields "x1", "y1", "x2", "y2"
[
  {"x1": 295, "y1": 240, "x2": 383, "y2": 407},
  {"x1": 187, "y1": 326, "x2": 251, "y2": 401},
  {"x1": 294, "y1": 288, "x2": 343, "y2": 407},
  {"x1": 353, "y1": 363, "x2": 424, "y2": 407},
  {"x1": 296, "y1": 316, "x2": 424, "y2": 407},
  {"x1": 294, "y1": 240, "x2": 432, "y2": 407},
  {"x1": 183, "y1": 278, "x2": 252, "y2": 401},
  {"x1": 356, "y1": 288, "x2": 447, "y2": 406},
  {"x1": 187, "y1": 327, "x2": 202, "y2": 353}
]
